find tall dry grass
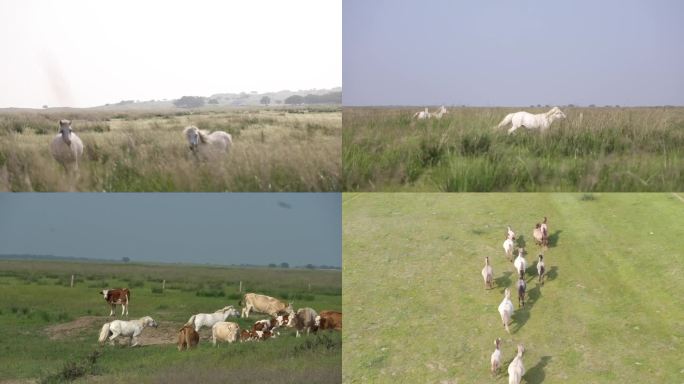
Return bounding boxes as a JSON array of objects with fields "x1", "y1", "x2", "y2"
[
  {"x1": 0, "y1": 107, "x2": 341, "y2": 191},
  {"x1": 343, "y1": 106, "x2": 684, "y2": 191}
]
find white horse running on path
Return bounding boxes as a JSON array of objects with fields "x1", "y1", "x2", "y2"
[
  {"x1": 50, "y1": 119, "x2": 84, "y2": 172},
  {"x1": 183, "y1": 126, "x2": 233, "y2": 159},
  {"x1": 98, "y1": 316, "x2": 158, "y2": 346},
  {"x1": 413, "y1": 107, "x2": 430, "y2": 120},
  {"x1": 497, "y1": 107, "x2": 566, "y2": 134},
  {"x1": 185, "y1": 306, "x2": 240, "y2": 332}
]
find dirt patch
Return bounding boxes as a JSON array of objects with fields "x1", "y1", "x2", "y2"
[{"x1": 44, "y1": 316, "x2": 180, "y2": 346}]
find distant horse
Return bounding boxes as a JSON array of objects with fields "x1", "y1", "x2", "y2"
[
  {"x1": 413, "y1": 107, "x2": 430, "y2": 120},
  {"x1": 183, "y1": 126, "x2": 232, "y2": 159},
  {"x1": 432, "y1": 105, "x2": 448, "y2": 119},
  {"x1": 98, "y1": 316, "x2": 158, "y2": 346},
  {"x1": 185, "y1": 306, "x2": 240, "y2": 332},
  {"x1": 497, "y1": 107, "x2": 566, "y2": 134},
  {"x1": 50, "y1": 119, "x2": 84, "y2": 172}
]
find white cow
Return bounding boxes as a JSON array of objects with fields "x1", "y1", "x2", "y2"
[
  {"x1": 211, "y1": 321, "x2": 240, "y2": 346},
  {"x1": 240, "y1": 293, "x2": 292, "y2": 318}
]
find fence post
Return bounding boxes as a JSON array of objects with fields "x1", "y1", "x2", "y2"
[
  {"x1": 162, "y1": 279, "x2": 166, "y2": 293},
  {"x1": 70, "y1": 274, "x2": 74, "y2": 288},
  {"x1": 239, "y1": 281, "x2": 242, "y2": 293},
  {"x1": 308, "y1": 283, "x2": 311, "y2": 291}
]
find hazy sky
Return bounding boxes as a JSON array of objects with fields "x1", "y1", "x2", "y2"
[
  {"x1": 0, "y1": 0, "x2": 341, "y2": 108},
  {"x1": 343, "y1": 0, "x2": 684, "y2": 106},
  {"x1": 0, "y1": 193, "x2": 341, "y2": 267}
]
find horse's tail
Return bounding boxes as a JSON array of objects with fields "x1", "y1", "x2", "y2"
[
  {"x1": 185, "y1": 315, "x2": 196, "y2": 327},
  {"x1": 497, "y1": 113, "x2": 513, "y2": 128},
  {"x1": 98, "y1": 322, "x2": 111, "y2": 344}
]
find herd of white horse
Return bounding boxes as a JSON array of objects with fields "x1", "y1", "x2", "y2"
[
  {"x1": 413, "y1": 106, "x2": 567, "y2": 134},
  {"x1": 49, "y1": 120, "x2": 232, "y2": 173},
  {"x1": 486, "y1": 218, "x2": 551, "y2": 384}
]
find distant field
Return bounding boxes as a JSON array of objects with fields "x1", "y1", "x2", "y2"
[
  {"x1": 343, "y1": 193, "x2": 684, "y2": 383},
  {"x1": 0, "y1": 106, "x2": 341, "y2": 191},
  {"x1": 0, "y1": 260, "x2": 341, "y2": 383},
  {"x1": 343, "y1": 107, "x2": 684, "y2": 191}
]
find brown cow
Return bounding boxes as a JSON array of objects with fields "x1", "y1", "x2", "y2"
[
  {"x1": 177, "y1": 325, "x2": 199, "y2": 351},
  {"x1": 316, "y1": 310, "x2": 342, "y2": 331},
  {"x1": 100, "y1": 288, "x2": 130, "y2": 316}
]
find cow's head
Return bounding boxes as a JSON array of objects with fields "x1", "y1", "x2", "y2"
[{"x1": 100, "y1": 289, "x2": 109, "y2": 299}]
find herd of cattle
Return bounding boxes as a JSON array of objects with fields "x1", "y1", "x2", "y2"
[
  {"x1": 486, "y1": 217, "x2": 551, "y2": 384},
  {"x1": 97, "y1": 290, "x2": 341, "y2": 350}
]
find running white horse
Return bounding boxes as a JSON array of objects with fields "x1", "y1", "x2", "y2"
[
  {"x1": 432, "y1": 105, "x2": 448, "y2": 119},
  {"x1": 497, "y1": 107, "x2": 566, "y2": 134},
  {"x1": 185, "y1": 306, "x2": 240, "y2": 332},
  {"x1": 50, "y1": 119, "x2": 84, "y2": 172},
  {"x1": 183, "y1": 126, "x2": 233, "y2": 159},
  {"x1": 98, "y1": 316, "x2": 158, "y2": 346},
  {"x1": 413, "y1": 107, "x2": 430, "y2": 120}
]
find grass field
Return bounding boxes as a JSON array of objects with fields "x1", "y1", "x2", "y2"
[
  {"x1": 343, "y1": 107, "x2": 684, "y2": 191},
  {"x1": 342, "y1": 193, "x2": 684, "y2": 383},
  {"x1": 0, "y1": 106, "x2": 340, "y2": 191},
  {"x1": 0, "y1": 260, "x2": 341, "y2": 383}
]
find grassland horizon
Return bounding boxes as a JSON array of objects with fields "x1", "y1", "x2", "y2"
[{"x1": 343, "y1": 106, "x2": 684, "y2": 192}]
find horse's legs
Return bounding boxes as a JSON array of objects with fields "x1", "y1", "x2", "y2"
[
  {"x1": 131, "y1": 335, "x2": 138, "y2": 347},
  {"x1": 507, "y1": 125, "x2": 519, "y2": 134}
]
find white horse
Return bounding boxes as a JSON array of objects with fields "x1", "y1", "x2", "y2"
[
  {"x1": 497, "y1": 107, "x2": 566, "y2": 134},
  {"x1": 432, "y1": 105, "x2": 448, "y2": 119},
  {"x1": 183, "y1": 126, "x2": 233, "y2": 159},
  {"x1": 50, "y1": 119, "x2": 84, "y2": 172},
  {"x1": 498, "y1": 288, "x2": 514, "y2": 334},
  {"x1": 413, "y1": 107, "x2": 430, "y2": 120},
  {"x1": 98, "y1": 316, "x2": 158, "y2": 346},
  {"x1": 185, "y1": 306, "x2": 240, "y2": 332}
]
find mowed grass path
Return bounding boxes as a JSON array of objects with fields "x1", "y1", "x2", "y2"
[
  {"x1": 0, "y1": 261, "x2": 341, "y2": 383},
  {"x1": 343, "y1": 107, "x2": 684, "y2": 191},
  {"x1": 343, "y1": 193, "x2": 683, "y2": 383}
]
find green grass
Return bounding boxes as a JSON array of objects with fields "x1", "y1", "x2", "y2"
[
  {"x1": 0, "y1": 260, "x2": 341, "y2": 383},
  {"x1": 342, "y1": 193, "x2": 684, "y2": 383},
  {"x1": 0, "y1": 106, "x2": 341, "y2": 191},
  {"x1": 343, "y1": 107, "x2": 684, "y2": 191}
]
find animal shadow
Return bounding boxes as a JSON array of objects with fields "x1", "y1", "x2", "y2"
[
  {"x1": 546, "y1": 266, "x2": 559, "y2": 281},
  {"x1": 494, "y1": 271, "x2": 512, "y2": 293},
  {"x1": 547, "y1": 230, "x2": 562, "y2": 247},
  {"x1": 516, "y1": 235, "x2": 526, "y2": 249},
  {"x1": 525, "y1": 355, "x2": 552, "y2": 383},
  {"x1": 512, "y1": 305, "x2": 530, "y2": 333}
]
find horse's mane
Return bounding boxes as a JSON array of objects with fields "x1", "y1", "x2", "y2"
[{"x1": 183, "y1": 126, "x2": 211, "y2": 143}]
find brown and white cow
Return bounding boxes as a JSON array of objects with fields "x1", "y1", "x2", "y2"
[
  {"x1": 239, "y1": 293, "x2": 292, "y2": 318},
  {"x1": 287, "y1": 307, "x2": 318, "y2": 337},
  {"x1": 100, "y1": 288, "x2": 130, "y2": 317},
  {"x1": 316, "y1": 310, "x2": 342, "y2": 331},
  {"x1": 177, "y1": 325, "x2": 200, "y2": 351}
]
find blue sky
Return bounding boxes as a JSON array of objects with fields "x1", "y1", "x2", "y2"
[
  {"x1": 343, "y1": 0, "x2": 684, "y2": 106},
  {"x1": 0, "y1": 193, "x2": 341, "y2": 267}
]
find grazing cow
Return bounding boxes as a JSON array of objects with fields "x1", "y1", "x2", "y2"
[
  {"x1": 276, "y1": 314, "x2": 290, "y2": 327},
  {"x1": 287, "y1": 307, "x2": 318, "y2": 337},
  {"x1": 177, "y1": 325, "x2": 200, "y2": 351},
  {"x1": 239, "y1": 293, "x2": 292, "y2": 318},
  {"x1": 100, "y1": 288, "x2": 130, "y2": 317},
  {"x1": 240, "y1": 329, "x2": 252, "y2": 342},
  {"x1": 211, "y1": 321, "x2": 240, "y2": 346},
  {"x1": 537, "y1": 254, "x2": 546, "y2": 285},
  {"x1": 315, "y1": 311, "x2": 342, "y2": 331},
  {"x1": 252, "y1": 317, "x2": 281, "y2": 333},
  {"x1": 98, "y1": 316, "x2": 157, "y2": 347},
  {"x1": 517, "y1": 271, "x2": 527, "y2": 308}
]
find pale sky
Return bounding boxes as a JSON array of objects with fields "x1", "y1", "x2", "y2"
[
  {"x1": 0, "y1": 193, "x2": 341, "y2": 267},
  {"x1": 344, "y1": 0, "x2": 684, "y2": 106},
  {"x1": 0, "y1": 0, "x2": 341, "y2": 108}
]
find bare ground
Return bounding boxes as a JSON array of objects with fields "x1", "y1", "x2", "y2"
[{"x1": 44, "y1": 316, "x2": 179, "y2": 346}]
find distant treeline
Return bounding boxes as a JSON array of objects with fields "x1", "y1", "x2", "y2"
[{"x1": 0, "y1": 254, "x2": 340, "y2": 269}]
